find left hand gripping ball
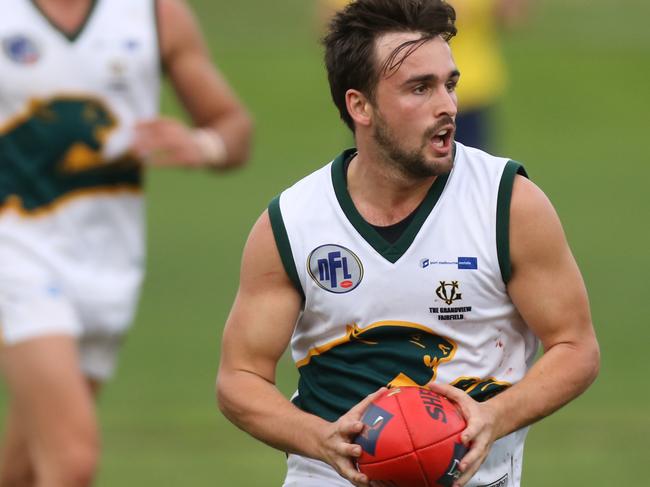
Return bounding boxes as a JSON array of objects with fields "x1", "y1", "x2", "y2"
[{"x1": 354, "y1": 386, "x2": 468, "y2": 487}]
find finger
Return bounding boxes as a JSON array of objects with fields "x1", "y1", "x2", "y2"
[
  {"x1": 458, "y1": 442, "x2": 486, "y2": 473},
  {"x1": 134, "y1": 120, "x2": 153, "y2": 132},
  {"x1": 338, "y1": 459, "x2": 369, "y2": 486},
  {"x1": 338, "y1": 442, "x2": 363, "y2": 459},
  {"x1": 133, "y1": 122, "x2": 160, "y2": 145},
  {"x1": 339, "y1": 418, "x2": 365, "y2": 438},
  {"x1": 132, "y1": 126, "x2": 159, "y2": 156},
  {"x1": 143, "y1": 150, "x2": 175, "y2": 167},
  {"x1": 454, "y1": 456, "x2": 483, "y2": 487},
  {"x1": 426, "y1": 383, "x2": 476, "y2": 443},
  {"x1": 427, "y1": 382, "x2": 468, "y2": 404},
  {"x1": 459, "y1": 417, "x2": 485, "y2": 446},
  {"x1": 455, "y1": 441, "x2": 490, "y2": 486},
  {"x1": 349, "y1": 471, "x2": 370, "y2": 487},
  {"x1": 135, "y1": 118, "x2": 167, "y2": 131},
  {"x1": 347, "y1": 387, "x2": 387, "y2": 418}
]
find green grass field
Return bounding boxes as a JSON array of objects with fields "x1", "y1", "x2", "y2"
[{"x1": 2, "y1": 0, "x2": 649, "y2": 485}]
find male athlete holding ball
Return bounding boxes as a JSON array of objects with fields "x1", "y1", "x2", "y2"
[{"x1": 217, "y1": 1, "x2": 599, "y2": 486}]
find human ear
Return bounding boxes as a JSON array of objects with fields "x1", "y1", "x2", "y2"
[{"x1": 345, "y1": 89, "x2": 372, "y2": 127}]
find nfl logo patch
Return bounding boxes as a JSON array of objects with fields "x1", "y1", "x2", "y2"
[{"x1": 2, "y1": 34, "x2": 41, "y2": 64}]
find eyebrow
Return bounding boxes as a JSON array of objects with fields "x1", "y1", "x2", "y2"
[{"x1": 403, "y1": 70, "x2": 461, "y2": 86}]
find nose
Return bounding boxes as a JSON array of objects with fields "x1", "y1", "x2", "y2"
[{"x1": 433, "y1": 85, "x2": 458, "y2": 119}]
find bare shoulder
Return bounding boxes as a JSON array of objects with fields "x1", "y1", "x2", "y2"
[
  {"x1": 243, "y1": 211, "x2": 278, "y2": 264},
  {"x1": 240, "y1": 210, "x2": 294, "y2": 293},
  {"x1": 509, "y1": 174, "x2": 569, "y2": 269},
  {"x1": 156, "y1": 0, "x2": 206, "y2": 61},
  {"x1": 508, "y1": 174, "x2": 588, "y2": 326},
  {"x1": 510, "y1": 174, "x2": 556, "y2": 221},
  {"x1": 157, "y1": 0, "x2": 195, "y2": 28}
]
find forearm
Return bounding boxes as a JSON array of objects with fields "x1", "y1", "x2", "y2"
[
  {"x1": 488, "y1": 338, "x2": 600, "y2": 439},
  {"x1": 217, "y1": 368, "x2": 327, "y2": 459},
  {"x1": 205, "y1": 106, "x2": 253, "y2": 169}
]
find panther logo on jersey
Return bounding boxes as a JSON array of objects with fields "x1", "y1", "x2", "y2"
[
  {"x1": 449, "y1": 376, "x2": 511, "y2": 402},
  {"x1": 0, "y1": 96, "x2": 141, "y2": 212},
  {"x1": 301, "y1": 321, "x2": 457, "y2": 386},
  {"x1": 296, "y1": 320, "x2": 513, "y2": 420},
  {"x1": 1, "y1": 96, "x2": 117, "y2": 172}
]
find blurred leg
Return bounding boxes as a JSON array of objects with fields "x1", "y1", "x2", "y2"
[
  {"x1": 0, "y1": 377, "x2": 102, "y2": 487},
  {"x1": 0, "y1": 402, "x2": 34, "y2": 487},
  {"x1": 0, "y1": 336, "x2": 100, "y2": 487}
]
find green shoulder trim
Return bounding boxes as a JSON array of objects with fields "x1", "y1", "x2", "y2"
[
  {"x1": 268, "y1": 196, "x2": 304, "y2": 298},
  {"x1": 331, "y1": 149, "x2": 449, "y2": 264},
  {"x1": 30, "y1": 0, "x2": 99, "y2": 42},
  {"x1": 496, "y1": 161, "x2": 529, "y2": 283}
]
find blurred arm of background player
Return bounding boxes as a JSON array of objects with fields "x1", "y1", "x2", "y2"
[{"x1": 132, "y1": 0, "x2": 253, "y2": 170}]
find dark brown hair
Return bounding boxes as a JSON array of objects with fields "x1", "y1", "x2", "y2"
[{"x1": 323, "y1": 0, "x2": 457, "y2": 131}]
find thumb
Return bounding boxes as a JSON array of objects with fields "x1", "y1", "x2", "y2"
[
  {"x1": 426, "y1": 382, "x2": 466, "y2": 401},
  {"x1": 347, "y1": 387, "x2": 388, "y2": 419}
]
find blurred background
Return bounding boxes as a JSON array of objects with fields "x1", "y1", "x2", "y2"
[{"x1": 2, "y1": 0, "x2": 648, "y2": 485}]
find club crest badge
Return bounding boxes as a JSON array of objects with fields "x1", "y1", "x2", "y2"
[{"x1": 436, "y1": 281, "x2": 462, "y2": 305}]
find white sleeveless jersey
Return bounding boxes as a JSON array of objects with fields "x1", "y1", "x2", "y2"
[
  {"x1": 270, "y1": 144, "x2": 539, "y2": 487},
  {"x1": 0, "y1": 0, "x2": 159, "y2": 312}
]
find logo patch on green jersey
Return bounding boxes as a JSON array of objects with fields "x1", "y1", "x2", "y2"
[{"x1": 0, "y1": 96, "x2": 141, "y2": 212}]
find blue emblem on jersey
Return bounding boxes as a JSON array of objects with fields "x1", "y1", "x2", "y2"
[
  {"x1": 2, "y1": 35, "x2": 40, "y2": 64},
  {"x1": 307, "y1": 244, "x2": 363, "y2": 293},
  {"x1": 419, "y1": 257, "x2": 478, "y2": 270},
  {"x1": 123, "y1": 39, "x2": 140, "y2": 51},
  {"x1": 354, "y1": 403, "x2": 393, "y2": 455},
  {"x1": 457, "y1": 257, "x2": 478, "y2": 270}
]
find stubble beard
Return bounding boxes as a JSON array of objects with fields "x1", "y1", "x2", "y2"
[{"x1": 372, "y1": 113, "x2": 454, "y2": 179}]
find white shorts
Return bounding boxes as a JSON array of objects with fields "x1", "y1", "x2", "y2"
[
  {"x1": 283, "y1": 428, "x2": 528, "y2": 487},
  {"x1": 0, "y1": 241, "x2": 141, "y2": 381}
]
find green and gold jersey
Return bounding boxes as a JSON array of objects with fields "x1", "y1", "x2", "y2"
[{"x1": 270, "y1": 143, "x2": 537, "y2": 487}]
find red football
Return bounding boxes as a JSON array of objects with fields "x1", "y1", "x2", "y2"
[{"x1": 354, "y1": 386, "x2": 468, "y2": 487}]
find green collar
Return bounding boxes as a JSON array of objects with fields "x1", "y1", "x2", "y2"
[
  {"x1": 30, "y1": 0, "x2": 100, "y2": 42},
  {"x1": 331, "y1": 149, "x2": 450, "y2": 263}
]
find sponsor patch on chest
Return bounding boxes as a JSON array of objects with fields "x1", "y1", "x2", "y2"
[{"x1": 307, "y1": 244, "x2": 363, "y2": 293}]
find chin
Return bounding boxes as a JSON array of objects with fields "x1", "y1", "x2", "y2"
[{"x1": 425, "y1": 155, "x2": 454, "y2": 176}]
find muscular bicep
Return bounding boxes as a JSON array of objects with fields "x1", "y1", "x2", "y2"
[
  {"x1": 220, "y1": 211, "x2": 302, "y2": 384},
  {"x1": 507, "y1": 176, "x2": 595, "y2": 350}
]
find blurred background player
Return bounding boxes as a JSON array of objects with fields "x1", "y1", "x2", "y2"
[
  {"x1": 448, "y1": 0, "x2": 528, "y2": 151},
  {"x1": 318, "y1": 0, "x2": 529, "y2": 151},
  {"x1": 0, "y1": 0, "x2": 252, "y2": 486}
]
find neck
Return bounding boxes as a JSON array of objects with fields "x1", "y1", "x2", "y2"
[
  {"x1": 34, "y1": 0, "x2": 93, "y2": 33},
  {"x1": 36, "y1": 0, "x2": 89, "y2": 8},
  {"x1": 347, "y1": 144, "x2": 436, "y2": 227}
]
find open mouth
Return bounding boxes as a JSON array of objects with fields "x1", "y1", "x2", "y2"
[{"x1": 432, "y1": 127, "x2": 453, "y2": 152}]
